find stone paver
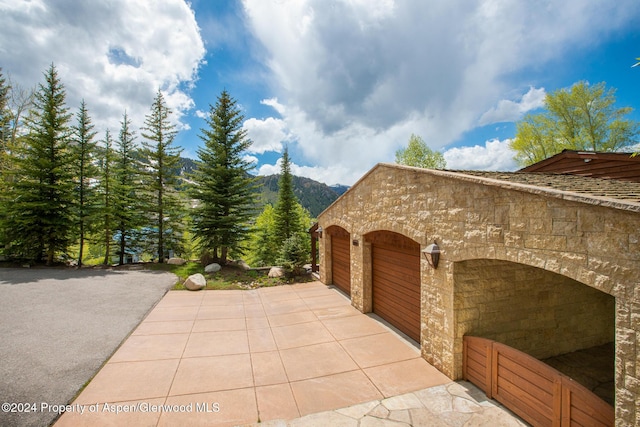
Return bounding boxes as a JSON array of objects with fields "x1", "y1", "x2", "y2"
[{"x1": 250, "y1": 382, "x2": 528, "y2": 426}]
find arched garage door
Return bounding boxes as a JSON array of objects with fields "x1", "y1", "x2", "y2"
[
  {"x1": 327, "y1": 226, "x2": 350, "y2": 296},
  {"x1": 366, "y1": 231, "x2": 421, "y2": 342}
]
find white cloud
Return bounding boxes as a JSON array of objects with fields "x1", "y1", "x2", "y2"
[
  {"x1": 194, "y1": 110, "x2": 208, "y2": 119},
  {"x1": 241, "y1": 0, "x2": 639, "y2": 184},
  {"x1": 0, "y1": 0, "x2": 205, "y2": 137},
  {"x1": 243, "y1": 154, "x2": 259, "y2": 167},
  {"x1": 478, "y1": 87, "x2": 546, "y2": 126},
  {"x1": 444, "y1": 139, "x2": 519, "y2": 171},
  {"x1": 257, "y1": 157, "x2": 364, "y2": 187},
  {"x1": 243, "y1": 116, "x2": 289, "y2": 154}
]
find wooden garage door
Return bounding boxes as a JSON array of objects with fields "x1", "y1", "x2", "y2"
[
  {"x1": 369, "y1": 231, "x2": 421, "y2": 342},
  {"x1": 331, "y1": 234, "x2": 351, "y2": 295}
]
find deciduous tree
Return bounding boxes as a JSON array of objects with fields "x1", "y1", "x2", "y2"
[
  {"x1": 395, "y1": 134, "x2": 446, "y2": 169},
  {"x1": 511, "y1": 81, "x2": 640, "y2": 166}
]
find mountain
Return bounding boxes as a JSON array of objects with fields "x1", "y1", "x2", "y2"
[
  {"x1": 256, "y1": 175, "x2": 342, "y2": 217},
  {"x1": 330, "y1": 184, "x2": 350, "y2": 196},
  {"x1": 177, "y1": 157, "x2": 347, "y2": 217}
]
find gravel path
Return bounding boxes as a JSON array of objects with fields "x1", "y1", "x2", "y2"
[{"x1": 0, "y1": 267, "x2": 177, "y2": 427}]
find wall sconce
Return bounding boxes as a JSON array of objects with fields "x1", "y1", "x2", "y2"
[
  {"x1": 316, "y1": 226, "x2": 323, "y2": 238},
  {"x1": 422, "y1": 241, "x2": 440, "y2": 269}
]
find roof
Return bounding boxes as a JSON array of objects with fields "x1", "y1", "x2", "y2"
[
  {"x1": 518, "y1": 150, "x2": 640, "y2": 182},
  {"x1": 454, "y1": 170, "x2": 640, "y2": 205}
]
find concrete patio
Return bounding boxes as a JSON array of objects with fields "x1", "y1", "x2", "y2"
[{"x1": 54, "y1": 281, "x2": 525, "y2": 426}]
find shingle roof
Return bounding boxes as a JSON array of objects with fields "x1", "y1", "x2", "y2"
[
  {"x1": 518, "y1": 150, "x2": 640, "y2": 182},
  {"x1": 452, "y1": 170, "x2": 640, "y2": 204}
]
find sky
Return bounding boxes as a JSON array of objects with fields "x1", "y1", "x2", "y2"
[{"x1": 1, "y1": 0, "x2": 639, "y2": 186}]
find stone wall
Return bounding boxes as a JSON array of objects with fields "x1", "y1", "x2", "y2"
[
  {"x1": 453, "y1": 259, "x2": 615, "y2": 359},
  {"x1": 317, "y1": 163, "x2": 640, "y2": 426}
]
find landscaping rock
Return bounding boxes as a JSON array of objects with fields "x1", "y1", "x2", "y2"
[
  {"x1": 204, "y1": 263, "x2": 221, "y2": 273},
  {"x1": 184, "y1": 273, "x2": 206, "y2": 291},
  {"x1": 167, "y1": 257, "x2": 186, "y2": 265},
  {"x1": 268, "y1": 266, "x2": 285, "y2": 278},
  {"x1": 236, "y1": 259, "x2": 251, "y2": 270}
]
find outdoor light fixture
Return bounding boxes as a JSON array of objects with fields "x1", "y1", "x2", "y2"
[
  {"x1": 316, "y1": 226, "x2": 323, "y2": 238},
  {"x1": 422, "y1": 241, "x2": 440, "y2": 269}
]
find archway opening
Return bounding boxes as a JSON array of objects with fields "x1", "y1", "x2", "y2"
[{"x1": 454, "y1": 259, "x2": 615, "y2": 404}]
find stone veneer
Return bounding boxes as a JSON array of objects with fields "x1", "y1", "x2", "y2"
[{"x1": 317, "y1": 163, "x2": 640, "y2": 426}]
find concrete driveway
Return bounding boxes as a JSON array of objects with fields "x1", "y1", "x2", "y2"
[
  {"x1": 53, "y1": 282, "x2": 526, "y2": 426},
  {"x1": 0, "y1": 267, "x2": 177, "y2": 427}
]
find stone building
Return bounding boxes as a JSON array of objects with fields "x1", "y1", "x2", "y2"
[{"x1": 316, "y1": 163, "x2": 640, "y2": 426}]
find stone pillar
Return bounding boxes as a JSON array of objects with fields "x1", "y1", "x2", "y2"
[
  {"x1": 615, "y1": 296, "x2": 639, "y2": 426},
  {"x1": 421, "y1": 255, "x2": 456, "y2": 379},
  {"x1": 318, "y1": 226, "x2": 330, "y2": 284}
]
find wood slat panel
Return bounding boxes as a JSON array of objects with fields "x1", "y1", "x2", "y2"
[
  {"x1": 464, "y1": 336, "x2": 614, "y2": 427},
  {"x1": 562, "y1": 377, "x2": 614, "y2": 427}
]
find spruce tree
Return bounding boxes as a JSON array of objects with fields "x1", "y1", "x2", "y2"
[
  {"x1": 72, "y1": 100, "x2": 98, "y2": 266},
  {"x1": 0, "y1": 68, "x2": 10, "y2": 170},
  {"x1": 4, "y1": 64, "x2": 74, "y2": 264},
  {"x1": 140, "y1": 90, "x2": 184, "y2": 262},
  {"x1": 113, "y1": 112, "x2": 141, "y2": 265},
  {"x1": 273, "y1": 147, "x2": 300, "y2": 245},
  {"x1": 98, "y1": 129, "x2": 117, "y2": 265},
  {"x1": 190, "y1": 90, "x2": 258, "y2": 264}
]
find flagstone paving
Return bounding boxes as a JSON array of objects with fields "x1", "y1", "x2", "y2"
[{"x1": 54, "y1": 281, "x2": 526, "y2": 426}]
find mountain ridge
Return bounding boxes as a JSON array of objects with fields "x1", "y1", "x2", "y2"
[{"x1": 178, "y1": 157, "x2": 347, "y2": 217}]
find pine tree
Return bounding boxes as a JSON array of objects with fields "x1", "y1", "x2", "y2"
[
  {"x1": 3, "y1": 64, "x2": 74, "y2": 264},
  {"x1": 140, "y1": 90, "x2": 184, "y2": 262},
  {"x1": 97, "y1": 129, "x2": 117, "y2": 265},
  {"x1": 190, "y1": 90, "x2": 258, "y2": 264},
  {"x1": 72, "y1": 100, "x2": 98, "y2": 266},
  {"x1": 273, "y1": 147, "x2": 300, "y2": 245},
  {"x1": 113, "y1": 112, "x2": 141, "y2": 265},
  {"x1": 0, "y1": 68, "x2": 10, "y2": 170}
]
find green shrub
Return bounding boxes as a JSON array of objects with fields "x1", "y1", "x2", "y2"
[{"x1": 277, "y1": 233, "x2": 309, "y2": 276}]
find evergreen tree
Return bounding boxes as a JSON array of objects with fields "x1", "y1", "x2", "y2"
[
  {"x1": 3, "y1": 64, "x2": 74, "y2": 264},
  {"x1": 247, "y1": 204, "x2": 278, "y2": 267},
  {"x1": 140, "y1": 90, "x2": 184, "y2": 262},
  {"x1": 72, "y1": 100, "x2": 98, "y2": 266},
  {"x1": 113, "y1": 112, "x2": 141, "y2": 265},
  {"x1": 273, "y1": 147, "x2": 300, "y2": 246},
  {"x1": 190, "y1": 90, "x2": 258, "y2": 264},
  {"x1": 97, "y1": 129, "x2": 117, "y2": 265},
  {"x1": 0, "y1": 68, "x2": 10, "y2": 170}
]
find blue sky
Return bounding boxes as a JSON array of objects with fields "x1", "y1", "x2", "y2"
[{"x1": 1, "y1": 0, "x2": 639, "y2": 185}]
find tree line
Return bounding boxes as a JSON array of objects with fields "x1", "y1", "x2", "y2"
[{"x1": 0, "y1": 64, "x2": 312, "y2": 269}]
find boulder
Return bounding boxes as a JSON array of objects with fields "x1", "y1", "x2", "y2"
[
  {"x1": 167, "y1": 257, "x2": 186, "y2": 265},
  {"x1": 204, "y1": 263, "x2": 221, "y2": 273},
  {"x1": 268, "y1": 266, "x2": 285, "y2": 278},
  {"x1": 236, "y1": 259, "x2": 251, "y2": 271},
  {"x1": 184, "y1": 273, "x2": 206, "y2": 291}
]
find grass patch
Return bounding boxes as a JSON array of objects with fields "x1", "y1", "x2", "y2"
[{"x1": 146, "y1": 261, "x2": 315, "y2": 290}]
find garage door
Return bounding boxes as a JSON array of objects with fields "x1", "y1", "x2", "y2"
[
  {"x1": 330, "y1": 230, "x2": 351, "y2": 296},
  {"x1": 369, "y1": 231, "x2": 421, "y2": 342}
]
